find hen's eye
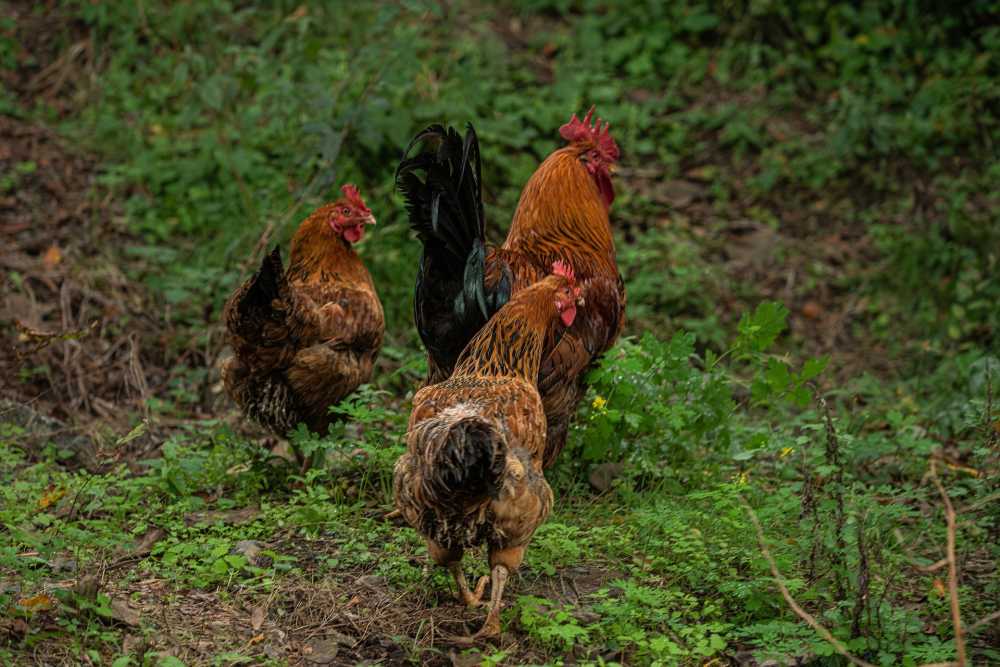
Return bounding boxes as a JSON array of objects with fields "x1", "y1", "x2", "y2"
[{"x1": 342, "y1": 207, "x2": 351, "y2": 215}]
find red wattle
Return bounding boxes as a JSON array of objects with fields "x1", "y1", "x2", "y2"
[
  {"x1": 560, "y1": 304, "x2": 577, "y2": 327},
  {"x1": 343, "y1": 225, "x2": 364, "y2": 243}
]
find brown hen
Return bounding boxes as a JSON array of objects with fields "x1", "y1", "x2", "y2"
[
  {"x1": 222, "y1": 185, "x2": 383, "y2": 458},
  {"x1": 393, "y1": 262, "x2": 582, "y2": 639}
]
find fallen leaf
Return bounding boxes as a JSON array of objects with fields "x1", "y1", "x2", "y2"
[
  {"x1": 133, "y1": 527, "x2": 165, "y2": 556},
  {"x1": 248, "y1": 633, "x2": 265, "y2": 645},
  {"x1": 250, "y1": 606, "x2": 265, "y2": 631},
  {"x1": 932, "y1": 578, "x2": 946, "y2": 597},
  {"x1": 37, "y1": 486, "x2": 66, "y2": 510},
  {"x1": 304, "y1": 638, "x2": 340, "y2": 664},
  {"x1": 17, "y1": 593, "x2": 56, "y2": 613},
  {"x1": 42, "y1": 245, "x2": 62, "y2": 269},
  {"x1": 801, "y1": 301, "x2": 823, "y2": 320},
  {"x1": 111, "y1": 598, "x2": 141, "y2": 626}
]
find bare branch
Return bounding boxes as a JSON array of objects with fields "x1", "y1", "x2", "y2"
[
  {"x1": 929, "y1": 459, "x2": 966, "y2": 667},
  {"x1": 968, "y1": 609, "x2": 1000, "y2": 634}
]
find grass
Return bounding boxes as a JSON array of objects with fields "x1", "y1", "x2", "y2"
[{"x1": 2, "y1": 0, "x2": 999, "y2": 665}]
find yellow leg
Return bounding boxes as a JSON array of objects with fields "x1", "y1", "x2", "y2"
[{"x1": 473, "y1": 564, "x2": 509, "y2": 639}]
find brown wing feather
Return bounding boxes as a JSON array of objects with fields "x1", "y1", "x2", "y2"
[{"x1": 222, "y1": 233, "x2": 384, "y2": 435}]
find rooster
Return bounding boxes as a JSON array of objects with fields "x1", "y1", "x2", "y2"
[
  {"x1": 222, "y1": 185, "x2": 383, "y2": 457},
  {"x1": 393, "y1": 261, "x2": 582, "y2": 639},
  {"x1": 396, "y1": 108, "x2": 625, "y2": 468}
]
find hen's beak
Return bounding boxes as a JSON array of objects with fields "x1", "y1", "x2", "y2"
[
  {"x1": 576, "y1": 295, "x2": 586, "y2": 306},
  {"x1": 364, "y1": 213, "x2": 377, "y2": 225},
  {"x1": 607, "y1": 164, "x2": 618, "y2": 176}
]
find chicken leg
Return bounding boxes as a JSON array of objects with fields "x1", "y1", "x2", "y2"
[
  {"x1": 473, "y1": 564, "x2": 509, "y2": 639},
  {"x1": 448, "y1": 562, "x2": 489, "y2": 607}
]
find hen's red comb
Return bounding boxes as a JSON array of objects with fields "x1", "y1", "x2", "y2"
[
  {"x1": 340, "y1": 184, "x2": 371, "y2": 214},
  {"x1": 559, "y1": 106, "x2": 620, "y2": 162},
  {"x1": 551, "y1": 260, "x2": 576, "y2": 284}
]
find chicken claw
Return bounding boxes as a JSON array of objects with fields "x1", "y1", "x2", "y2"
[{"x1": 449, "y1": 563, "x2": 489, "y2": 607}]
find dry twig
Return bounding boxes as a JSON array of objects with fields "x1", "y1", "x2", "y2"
[
  {"x1": 738, "y1": 493, "x2": 877, "y2": 667},
  {"x1": 929, "y1": 459, "x2": 966, "y2": 667}
]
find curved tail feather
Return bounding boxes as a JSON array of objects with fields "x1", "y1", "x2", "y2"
[
  {"x1": 226, "y1": 246, "x2": 291, "y2": 355},
  {"x1": 397, "y1": 124, "x2": 510, "y2": 375}
]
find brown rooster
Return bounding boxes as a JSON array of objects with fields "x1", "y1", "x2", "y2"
[
  {"x1": 396, "y1": 108, "x2": 625, "y2": 468},
  {"x1": 393, "y1": 261, "x2": 582, "y2": 639},
  {"x1": 222, "y1": 185, "x2": 383, "y2": 456}
]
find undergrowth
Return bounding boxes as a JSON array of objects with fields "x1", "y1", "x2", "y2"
[{"x1": 2, "y1": 0, "x2": 998, "y2": 665}]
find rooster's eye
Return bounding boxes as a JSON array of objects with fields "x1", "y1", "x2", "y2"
[{"x1": 342, "y1": 207, "x2": 351, "y2": 215}]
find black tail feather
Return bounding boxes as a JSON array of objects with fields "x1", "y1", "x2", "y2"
[
  {"x1": 397, "y1": 124, "x2": 510, "y2": 372},
  {"x1": 238, "y1": 246, "x2": 284, "y2": 317},
  {"x1": 396, "y1": 124, "x2": 485, "y2": 271}
]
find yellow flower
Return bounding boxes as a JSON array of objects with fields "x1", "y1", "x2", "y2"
[
  {"x1": 779, "y1": 447, "x2": 794, "y2": 459},
  {"x1": 591, "y1": 395, "x2": 607, "y2": 410}
]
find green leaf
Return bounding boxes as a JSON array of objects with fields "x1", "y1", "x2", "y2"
[
  {"x1": 800, "y1": 356, "x2": 829, "y2": 381},
  {"x1": 736, "y1": 301, "x2": 789, "y2": 353}
]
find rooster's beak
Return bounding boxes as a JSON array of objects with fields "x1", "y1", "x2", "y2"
[
  {"x1": 576, "y1": 296, "x2": 586, "y2": 307},
  {"x1": 364, "y1": 214, "x2": 377, "y2": 226},
  {"x1": 607, "y1": 164, "x2": 618, "y2": 176}
]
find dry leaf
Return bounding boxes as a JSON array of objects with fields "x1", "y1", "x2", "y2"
[
  {"x1": 111, "y1": 598, "x2": 141, "y2": 626},
  {"x1": 37, "y1": 486, "x2": 66, "y2": 510},
  {"x1": 250, "y1": 606, "x2": 265, "y2": 631},
  {"x1": 17, "y1": 593, "x2": 56, "y2": 612},
  {"x1": 248, "y1": 633, "x2": 265, "y2": 645},
  {"x1": 133, "y1": 527, "x2": 165, "y2": 556},
  {"x1": 303, "y1": 638, "x2": 340, "y2": 664},
  {"x1": 932, "y1": 578, "x2": 946, "y2": 597},
  {"x1": 42, "y1": 245, "x2": 62, "y2": 269},
  {"x1": 801, "y1": 301, "x2": 823, "y2": 320}
]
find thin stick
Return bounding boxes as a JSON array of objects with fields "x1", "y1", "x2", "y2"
[
  {"x1": 929, "y1": 459, "x2": 966, "y2": 667},
  {"x1": 738, "y1": 494, "x2": 877, "y2": 667},
  {"x1": 967, "y1": 609, "x2": 1000, "y2": 634}
]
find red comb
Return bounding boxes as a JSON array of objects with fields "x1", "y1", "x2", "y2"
[
  {"x1": 551, "y1": 260, "x2": 576, "y2": 284},
  {"x1": 558, "y1": 106, "x2": 620, "y2": 162},
  {"x1": 340, "y1": 184, "x2": 371, "y2": 214}
]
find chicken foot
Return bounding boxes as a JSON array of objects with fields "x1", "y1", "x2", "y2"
[
  {"x1": 448, "y1": 562, "x2": 489, "y2": 608},
  {"x1": 472, "y1": 564, "x2": 510, "y2": 639}
]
